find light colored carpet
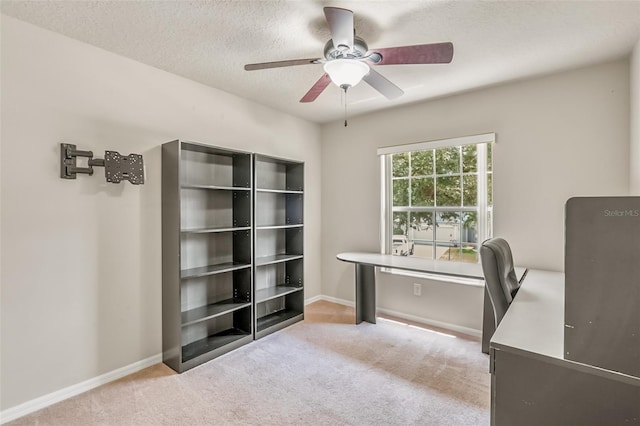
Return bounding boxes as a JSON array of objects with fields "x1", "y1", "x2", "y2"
[{"x1": 9, "y1": 301, "x2": 490, "y2": 425}]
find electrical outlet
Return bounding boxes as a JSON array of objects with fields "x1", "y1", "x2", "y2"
[{"x1": 413, "y1": 283, "x2": 422, "y2": 296}]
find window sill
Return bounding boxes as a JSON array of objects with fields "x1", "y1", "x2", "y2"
[{"x1": 379, "y1": 267, "x2": 485, "y2": 287}]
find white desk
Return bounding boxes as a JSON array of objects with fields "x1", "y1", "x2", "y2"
[
  {"x1": 489, "y1": 269, "x2": 640, "y2": 425},
  {"x1": 337, "y1": 252, "x2": 490, "y2": 279},
  {"x1": 490, "y1": 269, "x2": 564, "y2": 359},
  {"x1": 337, "y1": 252, "x2": 487, "y2": 324},
  {"x1": 336, "y1": 252, "x2": 526, "y2": 341}
]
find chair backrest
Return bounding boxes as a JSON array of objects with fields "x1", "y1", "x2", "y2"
[{"x1": 480, "y1": 237, "x2": 520, "y2": 327}]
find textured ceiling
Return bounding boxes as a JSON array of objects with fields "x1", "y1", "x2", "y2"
[{"x1": 2, "y1": 1, "x2": 640, "y2": 123}]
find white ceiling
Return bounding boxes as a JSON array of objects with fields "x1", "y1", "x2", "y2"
[{"x1": 2, "y1": 1, "x2": 640, "y2": 123}]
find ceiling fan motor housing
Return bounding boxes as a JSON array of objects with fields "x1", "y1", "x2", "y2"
[{"x1": 324, "y1": 36, "x2": 369, "y2": 60}]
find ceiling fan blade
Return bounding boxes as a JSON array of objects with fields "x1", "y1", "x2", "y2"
[
  {"x1": 244, "y1": 58, "x2": 321, "y2": 71},
  {"x1": 324, "y1": 7, "x2": 354, "y2": 50},
  {"x1": 300, "y1": 74, "x2": 332, "y2": 103},
  {"x1": 371, "y1": 42, "x2": 454, "y2": 65},
  {"x1": 363, "y1": 68, "x2": 404, "y2": 100}
]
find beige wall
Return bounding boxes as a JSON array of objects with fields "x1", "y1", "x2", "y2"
[
  {"x1": 321, "y1": 59, "x2": 630, "y2": 332},
  {"x1": 0, "y1": 16, "x2": 322, "y2": 411},
  {"x1": 631, "y1": 39, "x2": 640, "y2": 194}
]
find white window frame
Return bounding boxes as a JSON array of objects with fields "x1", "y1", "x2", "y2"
[{"x1": 378, "y1": 133, "x2": 495, "y2": 278}]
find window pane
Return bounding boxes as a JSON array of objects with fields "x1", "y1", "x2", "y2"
[
  {"x1": 487, "y1": 143, "x2": 493, "y2": 172},
  {"x1": 461, "y1": 212, "x2": 478, "y2": 244},
  {"x1": 385, "y1": 138, "x2": 493, "y2": 265},
  {"x1": 411, "y1": 177, "x2": 434, "y2": 206},
  {"x1": 462, "y1": 145, "x2": 477, "y2": 173},
  {"x1": 411, "y1": 150, "x2": 433, "y2": 176},
  {"x1": 487, "y1": 209, "x2": 493, "y2": 238},
  {"x1": 459, "y1": 243, "x2": 479, "y2": 263},
  {"x1": 435, "y1": 212, "x2": 461, "y2": 262},
  {"x1": 392, "y1": 153, "x2": 409, "y2": 177},
  {"x1": 393, "y1": 179, "x2": 409, "y2": 206},
  {"x1": 392, "y1": 212, "x2": 413, "y2": 257},
  {"x1": 409, "y1": 212, "x2": 434, "y2": 260},
  {"x1": 436, "y1": 176, "x2": 461, "y2": 206},
  {"x1": 435, "y1": 147, "x2": 460, "y2": 175},
  {"x1": 487, "y1": 173, "x2": 493, "y2": 206},
  {"x1": 463, "y1": 174, "x2": 477, "y2": 206},
  {"x1": 460, "y1": 213, "x2": 479, "y2": 263},
  {"x1": 393, "y1": 212, "x2": 409, "y2": 235}
]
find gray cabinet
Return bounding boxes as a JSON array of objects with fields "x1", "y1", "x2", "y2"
[
  {"x1": 162, "y1": 140, "x2": 254, "y2": 373},
  {"x1": 565, "y1": 196, "x2": 640, "y2": 377},
  {"x1": 490, "y1": 269, "x2": 640, "y2": 425},
  {"x1": 253, "y1": 155, "x2": 304, "y2": 339}
]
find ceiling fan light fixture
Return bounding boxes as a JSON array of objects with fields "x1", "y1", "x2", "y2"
[{"x1": 323, "y1": 59, "x2": 370, "y2": 89}]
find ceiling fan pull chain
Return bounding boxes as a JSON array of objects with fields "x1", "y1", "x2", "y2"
[{"x1": 344, "y1": 86, "x2": 348, "y2": 127}]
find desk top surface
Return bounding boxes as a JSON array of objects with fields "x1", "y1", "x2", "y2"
[
  {"x1": 337, "y1": 252, "x2": 526, "y2": 282},
  {"x1": 490, "y1": 269, "x2": 565, "y2": 359},
  {"x1": 337, "y1": 252, "x2": 486, "y2": 279}
]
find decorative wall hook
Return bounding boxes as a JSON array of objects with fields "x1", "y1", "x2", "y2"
[{"x1": 60, "y1": 143, "x2": 144, "y2": 185}]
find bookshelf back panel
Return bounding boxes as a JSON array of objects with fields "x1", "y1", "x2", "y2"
[{"x1": 181, "y1": 150, "x2": 234, "y2": 187}]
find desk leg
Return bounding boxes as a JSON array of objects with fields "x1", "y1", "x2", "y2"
[{"x1": 355, "y1": 264, "x2": 376, "y2": 324}]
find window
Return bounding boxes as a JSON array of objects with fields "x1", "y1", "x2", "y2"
[{"x1": 379, "y1": 133, "x2": 494, "y2": 264}]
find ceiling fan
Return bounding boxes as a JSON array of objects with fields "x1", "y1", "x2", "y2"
[{"x1": 244, "y1": 6, "x2": 454, "y2": 103}]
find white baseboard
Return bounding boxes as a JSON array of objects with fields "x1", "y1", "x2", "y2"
[
  {"x1": 310, "y1": 295, "x2": 480, "y2": 338},
  {"x1": 312, "y1": 295, "x2": 354, "y2": 307},
  {"x1": 303, "y1": 294, "x2": 325, "y2": 305},
  {"x1": 0, "y1": 353, "x2": 162, "y2": 424},
  {"x1": 376, "y1": 307, "x2": 481, "y2": 338}
]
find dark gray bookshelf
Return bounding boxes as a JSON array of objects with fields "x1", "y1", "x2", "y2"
[
  {"x1": 163, "y1": 145, "x2": 305, "y2": 370},
  {"x1": 253, "y1": 155, "x2": 304, "y2": 340},
  {"x1": 162, "y1": 140, "x2": 253, "y2": 373}
]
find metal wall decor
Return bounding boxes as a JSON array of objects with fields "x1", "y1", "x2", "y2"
[{"x1": 60, "y1": 143, "x2": 144, "y2": 185}]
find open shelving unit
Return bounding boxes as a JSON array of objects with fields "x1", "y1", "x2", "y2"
[
  {"x1": 162, "y1": 140, "x2": 253, "y2": 373},
  {"x1": 253, "y1": 154, "x2": 304, "y2": 339}
]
